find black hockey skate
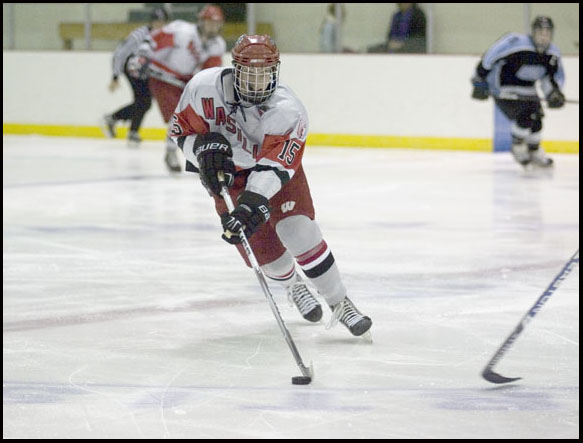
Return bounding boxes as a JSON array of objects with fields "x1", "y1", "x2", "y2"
[
  {"x1": 288, "y1": 282, "x2": 322, "y2": 322},
  {"x1": 327, "y1": 297, "x2": 372, "y2": 337}
]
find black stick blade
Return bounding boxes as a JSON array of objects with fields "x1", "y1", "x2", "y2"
[
  {"x1": 292, "y1": 376, "x2": 312, "y2": 385},
  {"x1": 482, "y1": 368, "x2": 522, "y2": 384}
]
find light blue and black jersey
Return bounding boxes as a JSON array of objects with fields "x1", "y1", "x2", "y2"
[{"x1": 476, "y1": 33, "x2": 565, "y2": 99}]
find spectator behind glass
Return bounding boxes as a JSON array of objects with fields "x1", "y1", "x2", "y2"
[
  {"x1": 319, "y1": 3, "x2": 346, "y2": 53},
  {"x1": 387, "y1": 3, "x2": 426, "y2": 53},
  {"x1": 368, "y1": 3, "x2": 427, "y2": 53}
]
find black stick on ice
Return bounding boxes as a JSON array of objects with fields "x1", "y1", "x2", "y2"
[
  {"x1": 218, "y1": 172, "x2": 314, "y2": 384},
  {"x1": 495, "y1": 93, "x2": 579, "y2": 105},
  {"x1": 482, "y1": 249, "x2": 579, "y2": 384}
]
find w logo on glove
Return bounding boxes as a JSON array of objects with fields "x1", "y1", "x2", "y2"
[{"x1": 281, "y1": 201, "x2": 296, "y2": 213}]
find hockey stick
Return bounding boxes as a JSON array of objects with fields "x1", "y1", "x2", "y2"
[
  {"x1": 217, "y1": 172, "x2": 314, "y2": 383},
  {"x1": 147, "y1": 66, "x2": 187, "y2": 89},
  {"x1": 495, "y1": 94, "x2": 579, "y2": 105},
  {"x1": 482, "y1": 249, "x2": 579, "y2": 384}
]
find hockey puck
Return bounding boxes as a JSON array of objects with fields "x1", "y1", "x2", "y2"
[{"x1": 291, "y1": 376, "x2": 312, "y2": 385}]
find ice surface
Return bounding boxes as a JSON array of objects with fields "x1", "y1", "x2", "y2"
[{"x1": 3, "y1": 135, "x2": 579, "y2": 438}]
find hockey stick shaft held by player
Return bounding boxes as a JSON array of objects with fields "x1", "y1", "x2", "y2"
[
  {"x1": 496, "y1": 93, "x2": 579, "y2": 105},
  {"x1": 217, "y1": 172, "x2": 313, "y2": 379}
]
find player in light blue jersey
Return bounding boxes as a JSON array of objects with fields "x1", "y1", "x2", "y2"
[{"x1": 471, "y1": 17, "x2": 566, "y2": 168}]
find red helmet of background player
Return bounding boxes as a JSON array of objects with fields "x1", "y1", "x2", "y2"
[
  {"x1": 231, "y1": 34, "x2": 281, "y2": 105},
  {"x1": 198, "y1": 5, "x2": 224, "y2": 38},
  {"x1": 198, "y1": 4, "x2": 224, "y2": 21}
]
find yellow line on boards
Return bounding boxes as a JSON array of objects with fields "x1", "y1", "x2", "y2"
[{"x1": 2, "y1": 123, "x2": 579, "y2": 153}]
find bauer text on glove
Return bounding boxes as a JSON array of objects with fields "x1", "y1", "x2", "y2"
[{"x1": 194, "y1": 132, "x2": 235, "y2": 196}]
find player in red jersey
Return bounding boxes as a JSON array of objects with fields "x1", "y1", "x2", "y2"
[{"x1": 146, "y1": 5, "x2": 226, "y2": 172}]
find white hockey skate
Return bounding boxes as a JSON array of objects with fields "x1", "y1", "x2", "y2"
[
  {"x1": 529, "y1": 147, "x2": 554, "y2": 168},
  {"x1": 127, "y1": 130, "x2": 142, "y2": 148},
  {"x1": 128, "y1": 131, "x2": 142, "y2": 148},
  {"x1": 101, "y1": 114, "x2": 116, "y2": 138},
  {"x1": 164, "y1": 149, "x2": 181, "y2": 173},
  {"x1": 327, "y1": 296, "x2": 372, "y2": 337},
  {"x1": 511, "y1": 143, "x2": 531, "y2": 166},
  {"x1": 288, "y1": 282, "x2": 322, "y2": 322}
]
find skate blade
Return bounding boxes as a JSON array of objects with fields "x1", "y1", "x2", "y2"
[
  {"x1": 360, "y1": 330, "x2": 373, "y2": 343},
  {"x1": 522, "y1": 164, "x2": 554, "y2": 178}
]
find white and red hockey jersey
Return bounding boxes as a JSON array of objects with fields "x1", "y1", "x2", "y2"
[
  {"x1": 171, "y1": 67, "x2": 309, "y2": 199},
  {"x1": 148, "y1": 20, "x2": 226, "y2": 86}
]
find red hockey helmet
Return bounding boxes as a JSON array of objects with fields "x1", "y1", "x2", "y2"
[
  {"x1": 232, "y1": 34, "x2": 280, "y2": 67},
  {"x1": 198, "y1": 5, "x2": 224, "y2": 22},
  {"x1": 198, "y1": 5, "x2": 224, "y2": 38},
  {"x1": 232, "y1": 34, "x2": 281, "y2": 105}
]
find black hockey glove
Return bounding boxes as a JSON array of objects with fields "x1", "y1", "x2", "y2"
[
  {"x1": 471, "y1": 75, "x2": 489, "y2": 100},
  {"x1": 547, "y1": 88, "x2": 565, "y2": 109},
  {"x1": 220, "y1": 191, "x2": 270, "y2": 244},
  {"x1": 194, "y1": 132, "x2": 235, "y2": 196}
]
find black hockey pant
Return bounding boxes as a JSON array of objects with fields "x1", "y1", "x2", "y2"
[{"x1": 112, "y1": 69, "x2": 152, "y2": 132}]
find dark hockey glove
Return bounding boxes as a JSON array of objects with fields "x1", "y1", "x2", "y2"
[
  {"x1": 194, "y1": 132, "x2": 236, "y2": 196},
  {"x1": 547, "y1": 88, "x2": 565, "y2": 108},
  {"x1": 220, "y1": 191, "x2": 270, "y2": 244},
  {"x1": 471, "y1": 75, "x2": 489, "y2": 100}
]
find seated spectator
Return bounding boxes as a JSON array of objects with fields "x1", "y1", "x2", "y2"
[{"x1": 368, "y1": 3, "x2": 427, "y2": 54}]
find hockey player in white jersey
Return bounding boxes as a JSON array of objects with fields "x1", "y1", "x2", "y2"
[
  {"x1": 146, "y1": 5, "x2": 226, "y2": 172},
  {"x1": 471, "y1": 16, "x2": 566, "y2": 168},
  {"x1": 170, "y1": 34, "x2": 372, "y2": 337}
]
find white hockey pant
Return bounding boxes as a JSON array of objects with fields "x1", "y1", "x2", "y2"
[{"x1": 260, "y1": 215, "x2": 346, "y2": 306}]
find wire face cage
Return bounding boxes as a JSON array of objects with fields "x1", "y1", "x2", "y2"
[{"x1": 233, "y1": 62, "x2": 280, "y2": 105}]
